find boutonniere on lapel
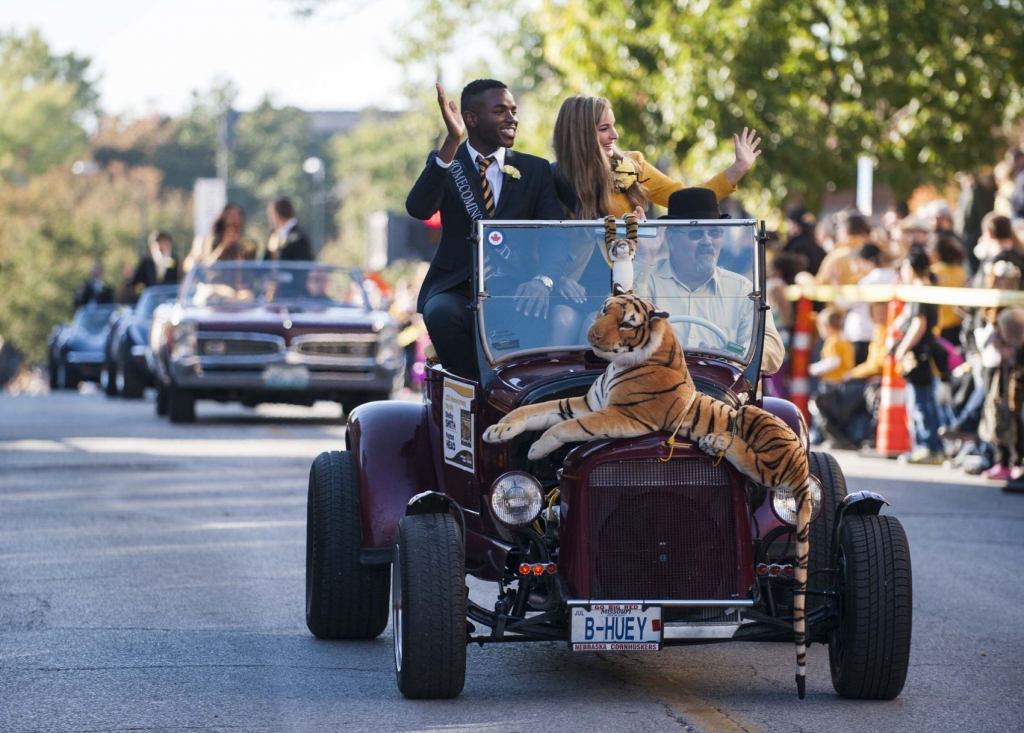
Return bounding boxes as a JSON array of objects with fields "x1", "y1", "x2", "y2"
[{"x1": 501, "y1": 164, "x2": 521, "y2": 179}]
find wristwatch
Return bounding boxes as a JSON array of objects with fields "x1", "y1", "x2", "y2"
[{"x1": 533, "y1": 275, "x2": 554, "y2": 290}]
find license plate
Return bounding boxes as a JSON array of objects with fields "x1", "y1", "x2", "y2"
[
  {"x1": 570, "y1": 604, "x2": 661, "y2": 651},
  {"x1": 261, "y1": 365, "x2": 310, "y2": 388}
]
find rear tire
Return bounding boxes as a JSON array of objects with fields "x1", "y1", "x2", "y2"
[
  {"x1": 808, "y1": 452, "x2": 848, "y2": 635},
  {"x1": 120, "y1": 346, "x2": 144, "y2": 399},
  {"x1": 305, "y1": 451, "x2": 390, "y2": 639},
  {"x1": 829, "y1": 514, "x2": 912, "y2": 700},
  {"x1": 392, "y1": 512, "x2": 466, "y2": 699},
  {"x1": 167, "y1": 383, "x2": 195, "y2": 423},
  {"x1": 155, "y1": 385, "x2": 169, "y2": 416},
  {"x1": 102, "y1": 360, "x2": 118, "y2": 396}
]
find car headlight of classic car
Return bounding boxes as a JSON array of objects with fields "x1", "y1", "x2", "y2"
[
  {"x1": 490, "y1": 472, "x2": 544, "y2": 528},
  {"x1": 171, "y1": 322, "x2": 198, "y2": 360},
  {"x1": 770, "y1": 475, "x2": 824, "y2": 526}
]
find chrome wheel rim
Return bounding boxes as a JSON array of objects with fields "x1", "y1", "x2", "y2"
[{"x1": 392, "y1": 541, "x2": 403, "y2": 673}]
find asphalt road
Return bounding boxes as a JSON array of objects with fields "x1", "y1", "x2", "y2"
[{"x1": 2, "y1": 389, "x2": 1023, "y2": 733}]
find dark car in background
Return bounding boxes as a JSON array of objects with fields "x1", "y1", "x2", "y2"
[
  {"x1": 47, "y1": 304, "x2": 121, "y2": 390},
  {"x1": 151, "y1": 261, "x2": 404, "y2": 423},
  {"x1": 101, "y1": 284, "x2": 179, "y2": 399}
]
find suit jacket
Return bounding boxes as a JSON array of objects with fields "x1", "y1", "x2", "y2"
[
  {"x1": 270, "y1": 225, "x2": 314, "y2": 261},
  {"x1": 407, "y1": 143, "x2": 564, "y2": 312},
  {"x1": 74, "y1": 280, "x2": 114, "y2": 308}
]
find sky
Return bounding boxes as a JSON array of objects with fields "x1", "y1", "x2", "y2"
[{"x1": 2, "y1": 0, "x2": 440, "y2": 115}]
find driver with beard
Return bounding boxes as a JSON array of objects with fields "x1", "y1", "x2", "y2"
[{"x1": 634, "y1": 188, "x2": 786, "y2": 373}]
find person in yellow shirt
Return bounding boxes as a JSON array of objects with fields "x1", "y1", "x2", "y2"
[
  {"x1": 548, "y1": 94, "x2": 761, "y2": 342},
  {"x1": 815, "y1": 213, "x2": 873, "y2": 287},
  {"x1": 928, "y1": 231, "x2": 969, "y2": 344},
  {"x1": 809, "y1": 307, "x2": 858, "y2": 447}
]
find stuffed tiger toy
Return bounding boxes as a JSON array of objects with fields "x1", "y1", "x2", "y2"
[
  {"x1": 605, "y1": 213, "x2": 637, "y2": 295},
  {"x1": 482, "y1": 293, "x2": 814, "y2": 698}
]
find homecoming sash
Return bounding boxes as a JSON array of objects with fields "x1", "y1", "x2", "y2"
[{"x1": 448, "y1": 156, "x2": 514, "y2": 263}]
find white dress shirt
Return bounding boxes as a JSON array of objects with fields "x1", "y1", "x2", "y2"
[
  {"x1": 436, "y1": 144, "x2": 507, "y2": 206},
  {"x1": 636, "y1": 259, "x2": 786, "y2": 374}
]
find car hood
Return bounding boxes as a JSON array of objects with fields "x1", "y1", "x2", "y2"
[
  {"x1": 179, "y1": 304, "x2": 390, "y2": 339},
  {"x1": 64, "y1": 331, "x2": 107, "y2": 351},
  {"x1": 488, "y1": 352, "x2": 748, "y2": 413}
]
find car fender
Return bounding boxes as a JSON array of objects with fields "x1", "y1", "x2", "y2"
[
  {"x1": 831, "y1": 490, "x2": 890, "y2": 558},
  {"x1": 347, "y1": 400, "x2": 438, "y2": 553},
  {"x1": 763, "y1": 396, "x2": 809, "y2": 449}
]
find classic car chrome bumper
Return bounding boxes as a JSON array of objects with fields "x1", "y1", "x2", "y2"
[{"x1": 168, "y1": 357, "x2": 403, "y2": 393}]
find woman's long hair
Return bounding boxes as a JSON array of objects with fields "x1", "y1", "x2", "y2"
[
  {"x1": 553, "y1": 95, "x2": 649, "y2": 218},
  {"x1": 212, "y1": 203, "x2": 246, "y2": 244}
]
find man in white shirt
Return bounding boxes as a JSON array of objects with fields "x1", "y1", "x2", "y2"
[{"x1": 635, "y1": 188, "x2": 786, "y2": 374}]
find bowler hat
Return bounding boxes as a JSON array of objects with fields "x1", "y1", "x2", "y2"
[{"x1": 659, "y1": 188, "x2": 730, "y2": 220}]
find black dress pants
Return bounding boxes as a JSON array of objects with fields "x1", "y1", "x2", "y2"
[{"x1": 423, "y1": 283, "x2": 477, "y2": 378}]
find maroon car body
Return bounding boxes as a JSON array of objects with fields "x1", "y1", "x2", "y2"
[{"x1": 306, "y1": 219, "x2": 912, "y2": 702}]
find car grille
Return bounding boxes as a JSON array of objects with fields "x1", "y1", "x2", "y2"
[
  {"x1": 586, "y1": 458, "x2": 738, "y2": 601},
  {"x1": 198, "y1": 338, "x2": 279, "y2": 356},
  {"x1": 295, "y1": 340, "x2": 374, "y2": 358}
]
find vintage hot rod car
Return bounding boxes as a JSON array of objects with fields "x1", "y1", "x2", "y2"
[
  {"x1": 305, "y1": 219, "x2": 912, "y2": 700},
  {"x1": 151, "y1": 261, "x2": 404, "y2": 422}
]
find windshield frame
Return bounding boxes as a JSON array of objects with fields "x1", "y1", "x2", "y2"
[
  {"x1": 179, "y1": 261, "x2": 371, "y2": 311},
  {"x1": 473, "y1": 218, "x2": 766, "y2": 371}
]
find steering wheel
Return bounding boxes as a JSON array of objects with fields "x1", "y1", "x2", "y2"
[{"x1": 667, "y1": 314, "x2": 731, "y2": 346}]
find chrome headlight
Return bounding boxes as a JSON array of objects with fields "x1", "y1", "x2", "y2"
[
  {"x1": 171, "y1": 322, "x2": 197, "y2": 360},
  {"x1": 490, "y1": 472, "x2": 544, "y2": 528},
  {"x1": 771, "y1": 476, "x2": 823, "y2": 526}
]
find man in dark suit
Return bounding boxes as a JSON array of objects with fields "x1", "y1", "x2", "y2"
[
  {"x1": 74, "y1": 260, "x2": 115, "y2": 307},
  {"x1": 407, "y1": 79, "x2": 564, "y2": 377},
  {"x1": 266, "y1": 197, "x2": 314, "y2": 261}
]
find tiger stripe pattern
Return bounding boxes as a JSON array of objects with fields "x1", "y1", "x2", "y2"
[
  {"x1": 482, "y1": 293, "x2": 813, "y2": 698},
  {"x1": 605, "y1": 214, "x2": 638, "y2": 295}
]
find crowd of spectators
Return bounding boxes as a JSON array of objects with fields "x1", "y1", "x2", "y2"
[{"x1": 767, "y1": 147, "x2": 1024, "y2": 483}]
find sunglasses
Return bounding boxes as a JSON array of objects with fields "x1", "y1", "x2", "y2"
[{"x1": 682, "y1": 227, "x2": 725, "y2": 241}]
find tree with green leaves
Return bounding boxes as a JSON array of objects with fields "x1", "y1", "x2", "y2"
[{"x1": 0, "y1": 29, "x2": 99, "y2": 185}]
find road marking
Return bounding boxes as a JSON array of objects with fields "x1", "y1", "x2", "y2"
[
  {"x1": 62, "y1": 437, "x2": 339, "y2": 457},
  {"x1": 0, "y1": 440, "x2": 71, "y2": 452},
  {"x1": 642, "y1": 674, "x2": 764, "y2": 733}
]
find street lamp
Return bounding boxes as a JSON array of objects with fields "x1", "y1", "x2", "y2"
[{"x1": 303, "y1": 156, "x2": 326, "y2": 256}]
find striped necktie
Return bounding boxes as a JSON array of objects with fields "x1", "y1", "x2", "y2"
[{"x1": 476, "y1": 155, "x2": 496, "y2": 216}]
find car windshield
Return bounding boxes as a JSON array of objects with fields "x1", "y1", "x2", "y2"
[
  {"x1": 182, "y1": 262, "x2": 368, "y2": 308},
  {"x1": 135, "y1": 288, "x2": 178, "y2": 319},
  {"x1": 476, "y1": 220, "x2": 763, "y2": 366},
  {"x1": 74, "y1": 308, "x2": 115, "y2": 334}
]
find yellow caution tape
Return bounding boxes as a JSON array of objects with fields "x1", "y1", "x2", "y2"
[{"x1": 783, "y1": 283, "x2": 1024, "y2": 308}]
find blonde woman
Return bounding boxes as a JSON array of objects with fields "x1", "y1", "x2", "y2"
[{"x1": 549, "y1": 95, "x2": 760, "y2": 340}]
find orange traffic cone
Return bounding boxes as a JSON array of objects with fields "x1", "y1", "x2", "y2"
[
  {"x1": 789, "y1": 296, "x2": 814, "y2": 424},
  {"x1": 875, "y1": 298, "x2": 912, "y2": 457}
]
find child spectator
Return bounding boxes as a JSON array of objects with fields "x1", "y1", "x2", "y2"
[{"x1": 809, "y1": 307, "x2": 857, "y2": 448}]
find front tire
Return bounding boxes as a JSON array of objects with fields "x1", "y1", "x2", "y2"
[
  {"x1": 167, "y1": 383, "x2": 196, "y2": 423},
  {"x1": 808, "y1": 452, "x2": 848, "y2": 634},
  {"x1": 305, "y1": 451, "x2": 390, "y2": 639},
  {"x1": 392, "y1": 512, "x2": 466, "y2": 699},
  {"x1": 829, "y1": 514, "x2": 912, "y2": 699}
]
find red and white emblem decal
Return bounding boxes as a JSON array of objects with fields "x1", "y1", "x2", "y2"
[{"x1": 487, "y1": 231, "x2": 504, "y2": 246}]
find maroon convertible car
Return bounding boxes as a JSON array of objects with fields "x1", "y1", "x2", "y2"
[
  {"x1": 305, "y1": 219, "x2": 912, "y2": 700},
  {"x1": 152, "y1": 261, "x2": 403, "y2": 422}
]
